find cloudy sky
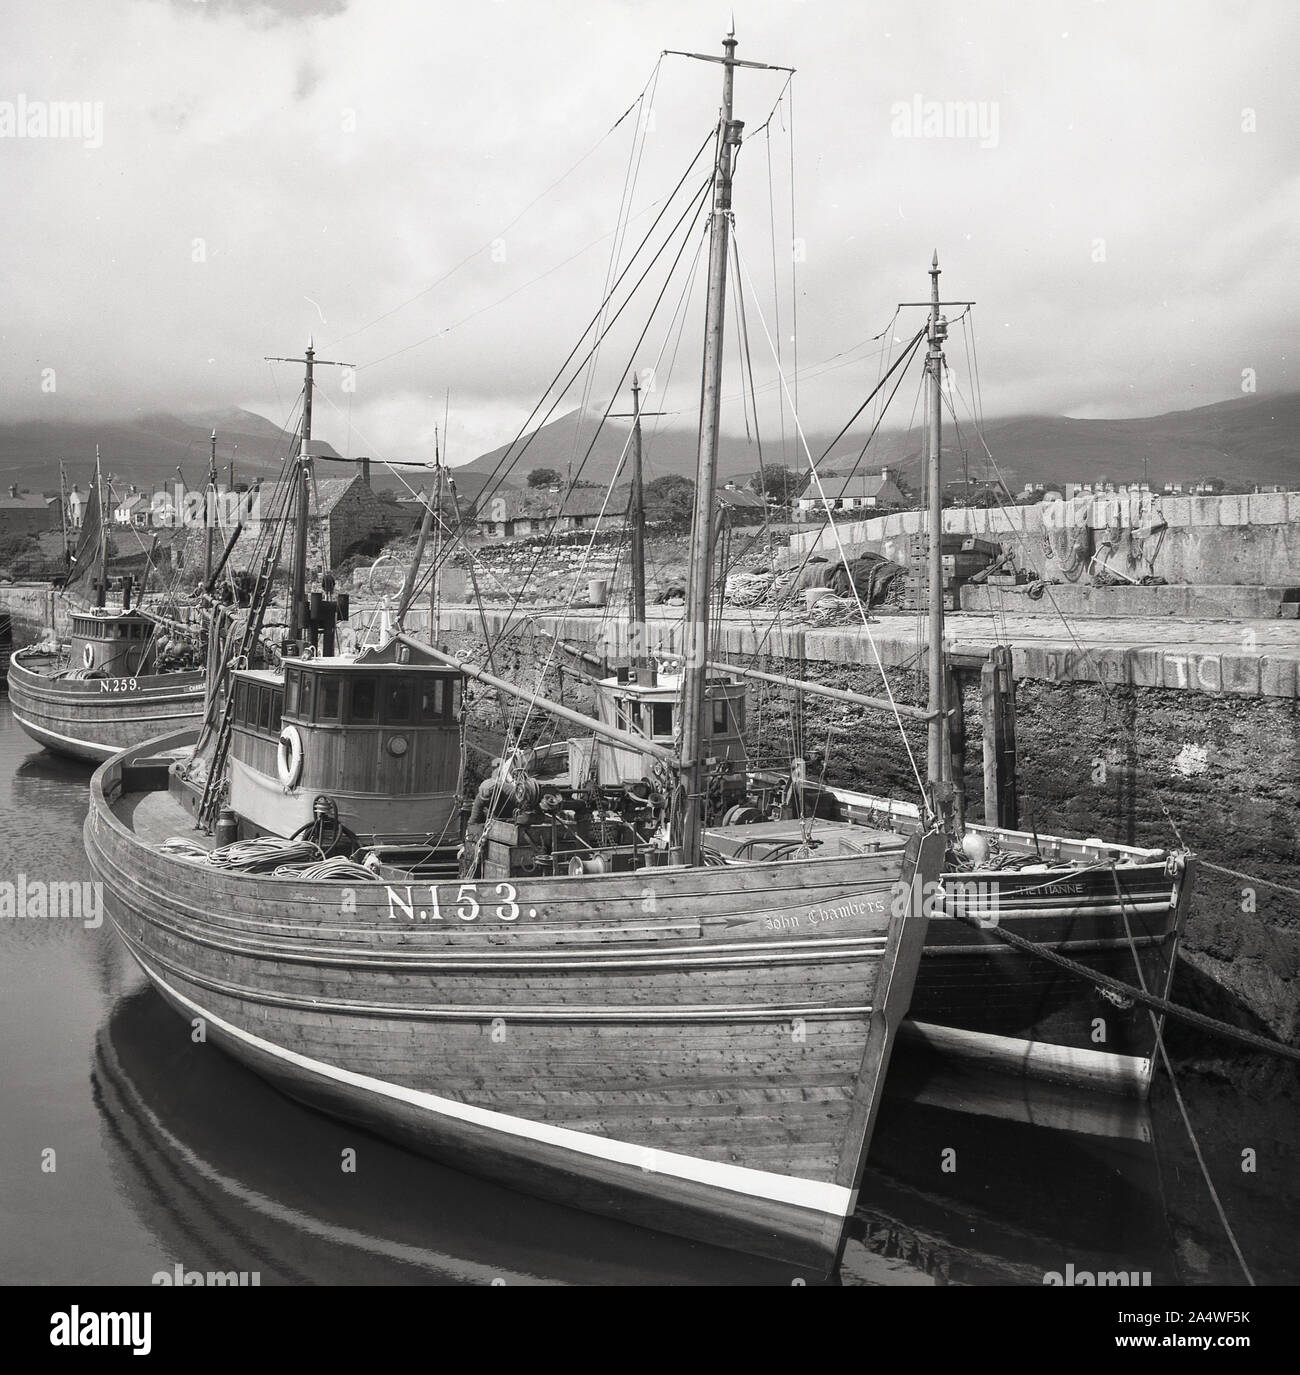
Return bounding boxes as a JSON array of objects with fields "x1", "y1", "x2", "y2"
[{"x1": 1, "y1": 0, "x2": 1297, "y2": 470}]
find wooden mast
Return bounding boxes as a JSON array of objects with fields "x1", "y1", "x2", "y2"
[
  {"x1": 431, "y1": 428, "x2": 445, "y2": 642},
  {"x1": 95, "y1": 445, "x2": 107, "y2": 608},
  {"x1": 58, "y1": 461, "x2": 70, "y2": 571},
  {"x1": 397, "y1": 479, "x2": 435, "y2": 632},
  {"x1": 924, "y1": 253, "x2": 952, "y2": 827},
  {"x1": 204, "y1": 429, "x2": 218, "y2": 586},
  {"x1": 289, "y1": 341, "x2": 315, "y2": 646},
  {"x1": 264, "y1": 339, "x2": 351, "y2": 649},
  {"x1": 679, "y1": 31, "x2": 743, "y2": 865},
  {"x1": 628, "y1": 376, "x2": 648, "y2": 670}
]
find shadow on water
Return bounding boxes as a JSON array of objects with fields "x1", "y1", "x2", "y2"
[
  {"x1": 855, "y1": 1041, "x2": 1300, "y2": 1287},
  {"x1": 92, "y1": 986, "x2": 815, "y2": 1286},
  {"x1": 854, "y1": 1044, "x2": 1177, "y2": 1285}
]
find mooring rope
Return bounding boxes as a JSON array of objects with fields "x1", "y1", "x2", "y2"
[
  {"x1": 945, "y1": 904, "x2": 1300, "y2": 1065},
  {"x1": 1199, "y1": 858, "x2": 1300, "y2": 900},
  {"x1": 1108, "y1": 866, "x2": 1256, "y2": 1286}
]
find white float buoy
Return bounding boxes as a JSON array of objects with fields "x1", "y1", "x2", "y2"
[{"x1": 961, "y1": 831, "x2": 990, "y2": 866}]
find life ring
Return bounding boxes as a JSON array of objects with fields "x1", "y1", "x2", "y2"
[
  {"x1": 277, "y1": 724, "x2": 304, "y2": 788},
  {"x1": 82, "y1": 644, "x2": 94, "y2": 669}
]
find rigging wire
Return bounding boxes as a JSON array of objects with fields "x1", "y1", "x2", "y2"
[
  {"x1": 568, "y1": 58, "x2": 664, "y2": 485},
  {"x1": 732, "y1": 227, "x2": 929, "y2": 805},
  {"x1": 943, "y1": 353, "x2": 1194, "y2": 847},
  {"x1": 717, "y1": 326, "x2": 927, "y2": 672},
  {"x1": 423, "y1": 135, "x2": 716, "y2": 540},
  {"x1": 477, "y1": 210, "x2": 715, "y2": 658},
  {"x1": 325, "y1": 57, "x2": 666, "y2": 352}
]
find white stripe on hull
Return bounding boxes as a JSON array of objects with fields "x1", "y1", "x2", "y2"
[
  {"x1": 903, "y1": 1020, "x2": 1152, "y2": 1094},
  {"x1": 131, "y1": 955, "x2": 856, "y2": 1219},
  {"x1": 7, "y1": 710, "x2": 121, "y2": 761},
  {"x1": 8, "y1": 683, "x2": 203, "y2": 760}
]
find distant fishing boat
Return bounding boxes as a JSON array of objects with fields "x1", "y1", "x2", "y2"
[
  {"x1": 86, "y1": 35, "x2": 943, "y2": 1276},
  {"x1": 8, "y1": 446, "x2": 209, "y2": 761}
]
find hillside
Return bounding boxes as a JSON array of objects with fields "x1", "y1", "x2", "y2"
[
  {"x1": 0, "y1": 406, "x2": 504, "y2": 503},
  {"x1": 456, "y1": 394, "x2": 1300, "y2": 494},
  {"x1": 0, "y1": 409, "x2": 317, "y2": 493},
  {"x1": 2, "y1": 393, "x2": 1297, "y2": 501}
]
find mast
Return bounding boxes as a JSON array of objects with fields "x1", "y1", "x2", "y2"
[
  {"x1": 629, "y1": 376, "x2": 647, "y2": 668},
  {"x1": 95, "y1": 445, "x2": 107, "y2": 608},
  {"x1": 289, "y1": 341, "x2": 315, "y2": 645},
  {"x1": 204, "y1": 428, "x2": 217, "y2": 586},
  {"x1": 925, "y1": 252, "x2": 952, "y2": 826},
  {"x1": 431, "y1": 428, "x2": 445, "y2": 641},
  {"x1": 58, "y1": 462, "x2": 69, "y2": 569},
  {"x1": 679, "y1": 31, "x2": 744, "y2": 865}
]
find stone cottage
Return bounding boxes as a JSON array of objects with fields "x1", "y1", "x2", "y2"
[
  {"x1": 297, "y1": 457, "x2": 402, "y2": 567},
  {"x1": 0, "y1": 486, "x2": 60, "y2": 538}
]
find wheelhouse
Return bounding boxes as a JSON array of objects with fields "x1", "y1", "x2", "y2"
[
  {"x1": 69, "y1": 609, "x2": 159, "y2": 678},
  {"x1": 227, "y1": 639, "x2": 466, "y2": 844},
  {"x1": 592, "y1": 668, "x2": 746, "y2": 786}
]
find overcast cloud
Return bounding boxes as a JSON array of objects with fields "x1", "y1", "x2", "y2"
[{"x1": 0, "y1": 0, "x2": 1296, "y2": 468}]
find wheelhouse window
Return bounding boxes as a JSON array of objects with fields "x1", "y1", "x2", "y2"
[
  {"x1": 234, "y1": 679, "x2": 248, "y2": 724},
  {"x1": 269, "y1": 689, "x2": 283, "y2": 733},
  {"x1": 383, "y1": 678, "x2": 412, "y2": 724},
  {"x1": 257, "y1": 685, "x2": 272, "y2": 733},
  {"x1": 349, "y1": 677, "x2": 377, "y2": 723},
  {"x1": 284, "y1": 670, "x2": 299, "y2": 718},
  {"x1": 318, "y1": 676, "x2": 341, "y2": 721},
  {"x1": 711, "y1": 699, "x2": 729, "y2": 734},
  {"x1": 651, "y1": 703, "x2": 674, "y2": 737},
  {"x1": 299, "y1": 672, "x2": 315, "y2": 721},
  {"x1": 417, "y1": 679, "x2": 445, "y2": 721}
]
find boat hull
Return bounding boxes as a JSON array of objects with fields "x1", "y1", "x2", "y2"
[
  {"x1": 910, "y1": 860, "x2": 1189, "y2": 1094},
  {"x1": 86, "y1": 734, "x2": 940, "y2": 1273},
  {"x1": 7, "y1": 650, "x2": 205, "y2": 762}
]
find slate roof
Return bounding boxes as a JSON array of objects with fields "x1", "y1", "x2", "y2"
[{"x1": 0, "y1": 492, "x2": 57, "y2": 510}]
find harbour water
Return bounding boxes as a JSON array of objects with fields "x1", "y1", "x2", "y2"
[{"x1": 0, "y1": 697, "x2": 1295, "y2": 1287}]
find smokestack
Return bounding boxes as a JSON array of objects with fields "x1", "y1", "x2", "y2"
[
  {"x1": 356, "y1": 456, "x2": 371, "y2": 487},
  {"x1": 7, "y1": 484, "x2": 16, "y2": 498}
]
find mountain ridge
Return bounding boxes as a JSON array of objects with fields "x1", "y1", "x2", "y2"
[{"x1": 1, "y1": 393, "x2": 1296, "y2": 497}]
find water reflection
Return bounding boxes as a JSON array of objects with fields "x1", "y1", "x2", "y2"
[{"x1": 92, "y1": 986, "x2": 808, "y2": 1286}]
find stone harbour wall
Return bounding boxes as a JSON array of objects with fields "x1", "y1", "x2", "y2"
[{"x1": 790, "y1": 491, "x2": 1300, "y2": 587}]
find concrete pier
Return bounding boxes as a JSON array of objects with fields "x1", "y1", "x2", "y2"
[{"x1": 431, "y1": 604, "x2": 1300, "y2": 702}]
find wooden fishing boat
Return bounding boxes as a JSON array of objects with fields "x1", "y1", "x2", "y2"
[
  {"x1": 86, "y1": 36, "x2": 945, "y2": 1274},
  {"x1": 8, "y1": 609, "x2": 205, "y2": 761},
  {"x1": 0, "y1": 609, "x2": 11, "y2": 686},
  {"x1": 537, "y1": 254, "x2": 1192, "y2": 1097},
  {"x1": 88, "y1": 706, "x2": 942, "y2": 1271},
  {"x1": 8, "y1": 448, "x2": 207, "y2": 762}
]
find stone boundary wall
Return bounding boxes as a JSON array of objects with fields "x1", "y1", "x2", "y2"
[
  {"x1": 440, "y1": 608, "x2": 1300, "y2": 702},
  {"x1": 789, "y1": 491, "x2": 1300, "y2": 586},
  {"x1": 0, "y1": 585, "x2": 67, "y2": 641}
]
